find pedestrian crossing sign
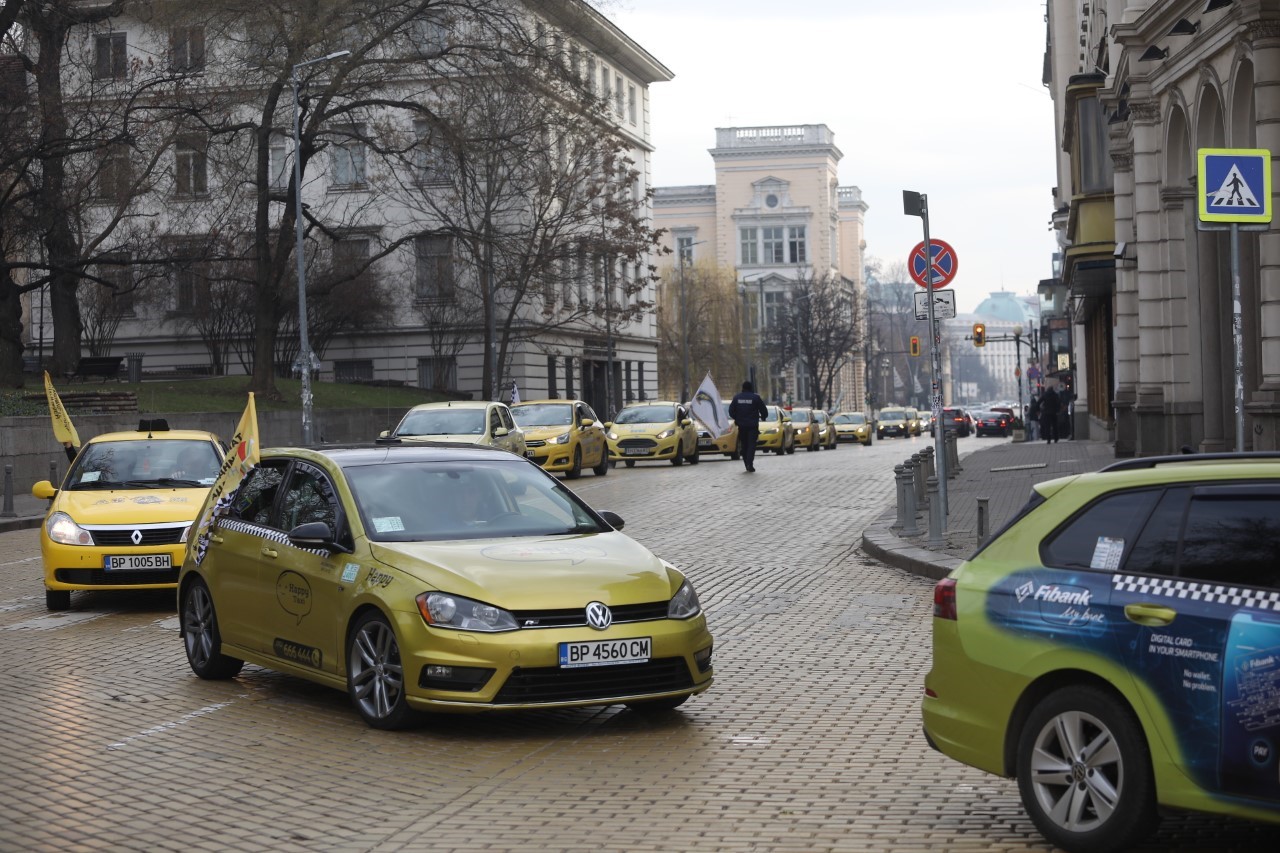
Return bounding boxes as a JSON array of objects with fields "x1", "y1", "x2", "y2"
[{"x1": 1198, "y1": 148, "x2": 1272, "y2": 223}]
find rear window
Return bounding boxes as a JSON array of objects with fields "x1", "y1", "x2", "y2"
[{"x1": 1040, "y1": 489, "x2": 1163, "y2": 571}]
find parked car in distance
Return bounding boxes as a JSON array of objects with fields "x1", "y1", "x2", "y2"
[
  {"x1": 31, "y1": 421, "x2": 226, "y2": 611},
  {"x1": 179, "y1": 443, "x2": 714, "y2": 729},
  {"x1": 510, "y1": 399, "x2": 608, "y2": 479},
  {"x1": 972, "y1": 410, "x2": 1012, "y2": 438},
  {"x1": 812, "y1": 409, "x2": 838, "y2": 449},
  {"x1": 876, "y1": 407, "x2": 910, "y2": 440},
  {"x1": 692, "y1": 402, "x2": 739, "y2": 460},
  {"x1": 923, "y1": 452, "x2": 1280, "y2": 852},
  {"x1": 757, "y1": 405, "x2": 796, "y2": 455},
  {"x1": 381, "y1": 401, "x2": 526, "y2": 457},
  {"x1": 832, "y1": 412, "x2": 873, "y2": 446},
  {"x1": 606, "y1": 401, "x2": 699, "y2": 467},
  {"x1": 789, "y1": 408, "x2": 822, "y2": 452},
  {"x1": 930, "y1": 407, "x2": 971, "y2": 438}
]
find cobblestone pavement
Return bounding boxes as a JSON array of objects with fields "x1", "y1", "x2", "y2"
[{"x1": 1, "y1": 437, "x2": 1276, "y2": 852}]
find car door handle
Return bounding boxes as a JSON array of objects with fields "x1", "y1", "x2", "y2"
[
  {"x1": 209, "y1": 534, "x2": 224, "y2": 544},
  {"x1": 261, "y1": 546, "x2": 279, "y2": 559},
  {"x1": 1124, "y1": 603, "x2": 1177, "y2": 627}
]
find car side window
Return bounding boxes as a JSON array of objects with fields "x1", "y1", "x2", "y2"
[
  {"x1": 1178, "y1": 486, "x2": 1280, "y2": 589},
  {"x1": 489, "y1": 407, "x2": 502, "y2": 434},
  {"x1": 499, "y1": 406, "x2": 515, "y2": 431},
  {"x1": 1040, "y1": 489, "x2": 1161, "y2": 571},
  {"x1": 228, "y1": 463, "x2": 287, "y2": 526},
  {"x1": 279, "y1": 464, "x2": 339, "y2": 533}
]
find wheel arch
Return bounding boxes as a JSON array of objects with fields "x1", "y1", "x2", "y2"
[{"x1": 344, "y1": 601, "x2": 396, "y2": 668}]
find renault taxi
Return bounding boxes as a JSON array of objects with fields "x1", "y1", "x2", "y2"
[
  {"x1": 510, "y1": 399, "x2": 608, "y2": 479},
  {"x1": 605, "y1": 402, "x2": 699, "y2": 467},
  {"x1": 178, "y1": 443, "x2": 714, "y2": 729},
  {"x1": 381, "y1": 400, "x2": 525, "y2": 456},
  {"x1": 32, "y1": 422, "x2": 225, "y2": 611},
  {"x1": 756, "y1": 405, "x2": 795, "y2": 455}
]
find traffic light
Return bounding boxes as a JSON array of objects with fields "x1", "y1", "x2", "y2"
[
  {"x1": 972, "y1": 322, "x2": 986, "y2": 347},
  {"x1": 909, "y1": 336, "x2": 920, "y2": 357}
]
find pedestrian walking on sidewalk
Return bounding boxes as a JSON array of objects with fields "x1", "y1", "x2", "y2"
[
  {"x1": 1039, "y1": 386, "x2": 1061, "y2": 444},
  {"x1": 728, "y1": 381, "x2": 768, "y2": 473},
  {"x1": 1027, "y1": 394, "x2": 1041, "y2": 441}
]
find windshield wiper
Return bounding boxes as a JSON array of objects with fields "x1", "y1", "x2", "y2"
[
  {"x1": 66, "y1": 481, "x2": 119, "y2": 490},
  {"x1": 120, "y1": 479, "x2": 166, "y2": 489},
  {"x1": 153, "y1": 477, "x2": 205, "y2": 488}
]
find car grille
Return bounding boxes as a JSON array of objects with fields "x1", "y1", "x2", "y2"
[
  {"x1": 617, "y1": 438, "x2": 656, "y2": 450},
  {"x1": 493, "y1": 658, "x2": 694, "y2": 704},
  {"x1": 525, "y1": 439, "x2": 546, "y2": 448},
  {"x1": 89, "y1": 526, "x2": 187, "y2": 546},
  {"x1": 512, "y1": 601, "x2": 669, "y2": 629},
  {"x1": 53, "y1": 568, "x2": 180, "y2": 586}
]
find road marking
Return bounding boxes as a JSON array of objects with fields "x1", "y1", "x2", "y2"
[
  {"x1": 6, "y1": 611, "x2": 107, "y2": 630},
  {"x1": 988, "y1": 464, "x2": 1047, "y2": 472},
  {"x1": 106, "y1": 702, "x2": 233, "y2": 750},
  {"x1": 0, "y1": 556, "x2": 41, "y2": 568}
]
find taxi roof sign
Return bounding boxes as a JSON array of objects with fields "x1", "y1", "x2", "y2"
[{"x1": 1198, "y1": 148, "x2": 1272, "y2": 223}]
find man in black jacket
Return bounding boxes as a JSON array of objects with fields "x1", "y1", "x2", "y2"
[{"x1": 728, "y1": 381, "x2": 769, "y2": 472}]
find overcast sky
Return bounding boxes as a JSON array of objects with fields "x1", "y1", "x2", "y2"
[{"x1": 601, "y1": 0, "x2": 1058, "y2": 313}]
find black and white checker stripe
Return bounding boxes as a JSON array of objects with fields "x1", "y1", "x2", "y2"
[
  {"x1": 1112, "y1": 574, "x2": 1280, "y2": 612},
  {"x1": 216, "y1": 518, "x2": 330, "y2": 557}
]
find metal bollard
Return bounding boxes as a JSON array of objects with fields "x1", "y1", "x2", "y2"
[
  {"x1": 1, "y1": 464, "x2": 15, "y2": 518},
  {"x1": 977, "y1": 496, "x2": 990, "y2": 543},
  {"x1": 920, "y1": 446, "x2": 935, "y2": 488},
  {"x1": 927, "y1": 475, "x2": 945, "y2": 547},
  {"x1": 951, "y1": 431, "x2": 964, "y2": 473},
  {"x1": 900, "y1": 459, "x2": 921, "y2": 537},
  {"x1": 49, "y1": 460, "x2": 59, "y2": 486},
  {"x1": 892, "y1": 464, "x2": 910, "y2": 531},
  {"x1": 911, "y1": 452, "x2": 927, "y2": 510},
  {"x1": 945, "y1": 433, "x2": 959, "y2": 478}
]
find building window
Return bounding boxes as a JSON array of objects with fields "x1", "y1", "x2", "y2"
[
  {"x1": 332, "y1": 126, "x2": 367, "y2": 187},
  {"x1": 576, "y1": 247, "x2": 589, "y2": 304},
  {"x1": 547, "y1": 355, "x2": 558, "y2": 398},
  {"x1": 94, "y1": 33, "x2": 127, "y2": 80},
  {"x1": 788, "y1": 226, "x2": 807, "y2": 264},
  {"x1": 565, "y1": 357, "x2": 575, "y2": 398},
  {"x1": 763, "y1": 291, "x2": 786, "y2": 327},
  {"x1": 614, "y1": 73, "x2": 624, "y2": 117},
  {"x1": 739, "y1": 228, "x2": 758, "y2": 265},
  {"x1": 586, "y1": 57, "x2": 596, "y2": 94},
  {"x1": 676, "y1": 235, "x2": 695, "y2": 266},
  {"x1": 175, "y1": 135, "x2": 209, "y2": 197},
  {"x1": 415, "y1": 234, "x2": 454, "y2": 299},
  {"x1": 413, "y1": 13, "x2": 450, "y2": 55},
  {"x1": 418, "y1": 356, "x2": 456, "y2": 390},
  {"x1": 172, "y1": 250, "x2": 210, "y2": 314},
  {"x1": 600, "y1": 64, "x2": 610, "y2": 103},
  {"x1": 333, "y1": 238, "x2": 370, "y2": 284},
  {"x1": 625, "y1": 361, "x2": 633, "y2": 400},
  {"x1": 98, "y1": 145, "x2": 131, "y2": 202},
  {"x1": 334, "y1": 359, "x2": 374, "y2": 382},
  {"x1": 414, "y1": 120, "x2": 454, "y2": 185},
  {"x1": 635, "y1": 361, "x2": 645, "y2": 401},
  {"x1": 628, "y1": 85, "x2": 637, "y2": 125},
  {"x1": 269, "y1": 135, "x2": 289, "y2": 191},
  {"x1": 97, "y1": 253, "x2": 135, "y2": 316},
  {"x1": 762, "y1": 227, "x2": 784, "y2": 264},
  {"x1": 170, "y1": 26, "x2": 205, "y2": 72}
]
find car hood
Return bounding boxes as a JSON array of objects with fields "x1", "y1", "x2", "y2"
[
  {"x1": 397, "y1": 433, "x2": 489, "y2": 445},
  {"x1": 613, "y1": 422, "x2": 674, "y2": 435},
  {"x1": 54, "y1": 488, "x2": 208, "y2": 523},
  {"x1": 367, "y1": 532, "x2": 676, "y2": 609},
  {"x1": 519, "y1": 425, "x2": 575, "y2": 440}
]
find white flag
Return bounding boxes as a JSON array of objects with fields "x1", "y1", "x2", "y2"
[
  {"x1": 509, "y1": 382, "x2": 520, "y2": 405},
  {"x1": 690, "y1": 373, "x2": 729, "y2": 438}
]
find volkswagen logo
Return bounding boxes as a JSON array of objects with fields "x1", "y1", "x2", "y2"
[
  {"x1": 585, "y1": 601, "x2": 612, "y2": 631},
  {"x1": 130, "y1": 529, "x2": 143, "y2": 545}
]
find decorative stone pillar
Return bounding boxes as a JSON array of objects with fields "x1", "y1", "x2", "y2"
[
  {"x1": 1112, "y1": 129, "x2": 1142, "y2": 456},
  {"x1": 1247, "y1": 20, "x2": 1280, "y2": 450}
]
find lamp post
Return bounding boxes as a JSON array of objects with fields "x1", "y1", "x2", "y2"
[
  {"x1": 1012, "y1": 323, "x2": 1025, "y2": 428},
  {"x1": 677, "y1": 239, "x2": 706, "y2": 403},
  {"x1": 739, "y1": 272, "x2": 767, "y2": 390},
  {"x1": 291, "y1": 49, "x2": 350, "y2": 446}
]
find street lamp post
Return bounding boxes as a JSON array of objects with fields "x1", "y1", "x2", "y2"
[
  {"x1": 677, "y1": 240, "x2": 706, "y2": 403},
  {"x1": 292, "y1": 49, "x2": 350, "y2": 446},
  {"x1": 1012, "y1": 324, "x2": 1026, "y2": 428}
]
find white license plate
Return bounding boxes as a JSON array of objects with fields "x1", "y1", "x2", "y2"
[
  {"x1": 624, "y1": 447, "x2": 649, "y2": 456},
  {"x1": 559, "y1": 637, "x2": 651, "y2": 668},
  {"x1": 104, "y1": 554, "x2": 172, "y2": 571},
  {"x1": 698, "y1": 439, "x2": 713, "y2": 447},
  {"x1": 525, "y1": 450, "x2": 536, "y2": 458}
]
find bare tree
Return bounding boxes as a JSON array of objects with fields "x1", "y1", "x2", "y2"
[
  {"x1": 655, "y1": 261, "x2": 744, "y2": 400},
  {"x1": 761, "y1": 271, "x2": 861, "y2": 411}
]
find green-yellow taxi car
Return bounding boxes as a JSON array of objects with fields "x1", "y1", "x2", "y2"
[
  {"x1": 832, "y1": 411, "x2": 873, "y2": 446},
  {"x1": 756, "y1": 405, "x2": 795, "y2": 455},
  {"x1": 789, "y1": 408, "x2": 822, "y2": 452},
  {"x1": 606, "y1": 401, "x2": 700, "y2": 467},
  {"x1": 923, "y1": 453, "x2": 1280, "y2": 852},
  {"x1": 178, "y1": 443, "x2": 713, "y2": 729},
  {"x1": 381, "y1": 400, "x2": 525, "y2": 456},
  {"x1": 510, "y1": 399, "x2": 608, "y2": 479},
  {"x1": 31, "y1": 422, "x2": 225, "y2": 611}
]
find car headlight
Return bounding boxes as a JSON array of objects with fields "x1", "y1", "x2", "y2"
[
  {"x1": 550, "y1": 431, "x2": 572, "y2": 445},
  {"x1": 655, "y1": 428, "x2": 676, "y2": 440},
  {"x1": 416, "y1": 592, "x2": 518, "y2": 632},
  {"x1": 607, "y1": 431, "x2": 619, "y2": 441},
  {"x1": 762, "y1": 427, "x2": 778, "y2": 435},
  {"x1": 46, "y1": 511, "x2": 93, "y2": 546},
  {"x1": 668, "y1": 579, "x2": 701, "y2": 619}
]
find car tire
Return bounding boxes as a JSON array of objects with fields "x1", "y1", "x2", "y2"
[
  {"x1": 566, "y1": 446, "x2": 583, "y2": 480},
  {"x1": 45, "y1": 589, "x2": 71, "y2": 611},
  {"x1": 786, "y1": 438, "x2": 795, "y2": 455},
  {"x1": 671, "y1": 443, "x2": 684, "y2": 466},
  {"x1": 625, "y1": 694, "x2": 689, "y2": 713},
  {"x1": 730, "y1": 439, "x2": 741, "y2": 461},
  {"x1": 624, "y1": 460, "x2": 635, "y2": 468},
  {"x1": 687, "y1": 443, "x2": 700, "y2": 464},
  {"x1": 347, "y1": 610, "x2": 417, "y2": 730},
  {"x1": 1016, "y1": 685, "x2": 1158, "y2": 853},
  {"x1": 180, "y1": 577, "x2": 244, "y2": 680},
  {"x1": 806, "y1": 436, "x2": 817, "y2": 452},
  {"x1": 592, "y1": 449, "x2": 609, "y2": 477}
]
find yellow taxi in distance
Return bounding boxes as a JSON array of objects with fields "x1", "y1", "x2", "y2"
[
  {"x1": 692, "y1": 401, "x2": 740, "y2": 460},
  {"x1": 832, "y1": 411, "x2": 873, "y2": 446},
  {"x1": 510, "y1": 399, "x2": 608, "y2": 479},
  {"x1": 789, "y1": 408, "x2": 821, "y2": 452},
  {"x1": 178, "y1": 444, "x2": 713, "y2": 729},
  {"x1": 381, "y1": 400, "x2": 525, "y2": 456},
  {"x1": 606, "y1": 401, "x2": 700, "y2": 467},
  {"x1": 756, "y1": 405, "x2": 795, "y2": 455},
  {"x1": 904, "y1": 408, "x2": 923, "y2": 436},
  {"x1": 876, "y1": 406, "x2": 911, "y2": 440},
  {"x1": 812, "y1": 409, "x2": 838, "y2": 449},
  {"x1": 31, "y1": 422, "x2": 225, "y2": 611}
]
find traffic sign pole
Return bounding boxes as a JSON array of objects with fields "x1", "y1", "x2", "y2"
[{"x1": 904, "y1": 191, "x2": 947, "y2": 518}]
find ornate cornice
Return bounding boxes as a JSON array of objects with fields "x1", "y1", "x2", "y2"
[
  {"x1": 1129, "y1": 101, "x2": 1160, "y2": 123},
  {"x1": 1111, "y1": 151, "x2": 1134, "y2": 172},
  {"x1": 1247, "y1": 20, "x2": 1280, "y2": 43}
]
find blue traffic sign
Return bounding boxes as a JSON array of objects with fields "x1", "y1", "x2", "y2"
[{"x1": 1198, "y1": 148, "x2": 1272, "y2": 223}]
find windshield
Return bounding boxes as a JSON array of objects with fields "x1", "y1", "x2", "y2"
[
  {"x1": 511, "y1": 403, "x2": 573, "y2": 427},
  {"x1": 615, "y1": 405, "x2": 676, "y2": 424},
  {"x1": 791, "y1": 410, "x2": 811, "y2": 422},
  {"x1": 65, "y1": 439, "x2": 220, "y2": 489},
  {"x1": 834, "y1": 413, "x2": 866, "y2": 424},
  {"x1": 765, "y1": 406, "x2": 785, "y2": 422},
  {"x1": 396, "y1": 408, "x2": 485, "y2": 436},
  {"x1": 346, "y1": 458, "x2": 605, "y2": 541},
  {"x1": 881, "y1": 410, "x2": 906, "y2": 420}
]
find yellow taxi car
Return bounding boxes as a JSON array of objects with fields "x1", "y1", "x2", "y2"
[
  {"x1": 904, "y1": 407, "x2": 923, "y2": 436},
  {"x1": 756, "y1": 405, "x2": 795, "y2": 455},
  {"x1": 178, "y1": 443, "x2": 714, "y2": 729},
  {"x1": 789, "y1": 408, "x2": 821, "y2": 452},
  {"x1": 510, "y1": 399, "x2": 608, "y2": 479},
  {"x1": 31, "y1": 421, "x2": 225, "y2": 611},
  {"x1": 606, "y1": 401, "x2": 699, "y2": 467},
  {"x1": 832, "y1": 411, "x2": 873, "y2": 446},
  {"x1": 692, "y1": 401, "x2": 740, "y2": 460},
  {"x1": 380, "y1": 400, "x2": 525, "y2": 456},
  {"x1": 812, "y1": 409, "x2": 838, "y2": 450},
  {"x1": 876, "y1": 406, "x2": 911, "y2": 440}
]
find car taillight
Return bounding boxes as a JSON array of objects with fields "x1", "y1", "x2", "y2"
[{"x1": 933, "y1": 578, "x2": 957, "y2": 620}]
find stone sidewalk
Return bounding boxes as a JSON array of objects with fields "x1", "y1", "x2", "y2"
[{"x1": 861, "y1": 436, "x2": 1116, "y2": 580}]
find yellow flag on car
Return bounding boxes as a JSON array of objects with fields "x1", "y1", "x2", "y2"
[
  {"x1": 193, "y1": 393, "x2": 260, "y2": 564},
  {"x1": 43, "y1": 371, "x2": 80, "y2": 448}
]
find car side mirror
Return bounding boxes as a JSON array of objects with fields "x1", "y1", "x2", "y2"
[
  {"x1": 681, "y1": 418, "x2": 692, "y2": 427},
  {"x1": 32, "y1": 480, "x2": 57, "y2": 499},
  {"x1": 378, "y1": 429, "x2": 390, "y2": 439},
  {"x1": 603, "y1": 422, "x2": 613, "y2": 430},
  {"x1": 494, "y1": 427, "x2": 509, "y2": 437},
  {"x1": 287, "y1": 521, "x2": 351, "y2": 553},
  {"x1": 598, "y1": 510, "x2": 625, "y2": 531},
  {"x1": 581, "y1": 418, "x2": 595, "y2": 427}
]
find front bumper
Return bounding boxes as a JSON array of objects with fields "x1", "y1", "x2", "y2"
[
  {"x1": 757, "y1": 429, "x2": 786, "y2": 449},
  {"x1": 525, "y1": 440, "x2": 578, "y2": 472},
  {"x1": 43, "y1": 539, "x2": 186, "y2": 591},
  {"x1": 609, "y1": 435, "x2": 680, "y2": 461}
]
